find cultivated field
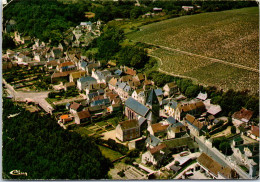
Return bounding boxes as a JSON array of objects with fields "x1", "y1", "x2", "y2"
[
  {"x1": 127, "y1": 7, "x2": 259, "y2": 93},
  {"x1": 151, "y1": 48, "x2": 259, "y2": 93}
]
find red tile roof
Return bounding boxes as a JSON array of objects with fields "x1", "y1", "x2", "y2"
[
  {"x1": 251, "y1": 126, "x2": 259, "y2": 137},
  {"x1": 77, "y1": 110, "x2": 91, "y2": 119},
  {"x1": 59, "y1": 61, "x2": 75, "y2": 68},
  {"x1": 70, "y1": 102, "x2": 81, "y2": 110},
  {"x1": 232, "y1": 108, "x2": 254, "y2": 122},
  {"x1": 150, "y1": 143, "x2": 167, "y2": 154},
  {"x1": 151, "y1": 123, "x2": 169, "y2": 133}
]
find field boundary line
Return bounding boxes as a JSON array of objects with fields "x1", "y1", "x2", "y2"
[
  {"x1": 146, "y1": 42, "x2": 259, "y2": 73},
  {"x1": 149, "y1": 54, "x2": 208, "y2": 88}
]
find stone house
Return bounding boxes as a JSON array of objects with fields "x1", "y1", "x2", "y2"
[
  {"x1": 116, "y1": 119, "x2": 140, "y2": 142},
  {"x1": 75, "y1": 110, "x2": 91, "y2": 124},
  {"x1": 77, "y1": 76, "x2": 97, "y2": 91},
  {"x1": 163, "y1": 82, "x2": 178, "y2": 97}
]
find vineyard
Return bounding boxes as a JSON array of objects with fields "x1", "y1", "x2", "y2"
[
  {"x1": 127, "y1": 7, "x2": 259, "y2": 93},
  {"x1": 151, "y1": 48, "x2": 259, "y2": 94},
  {"x1": 127, "y1": 7, "x2": 259, "y2": 69}
]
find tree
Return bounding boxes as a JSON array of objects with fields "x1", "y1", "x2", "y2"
[
  {"x1": 2, "y1": 33, "x2": 16, "y2": 50},
  {"x1": 231, "y1": 126, "x2": 236, "y2": 134}
]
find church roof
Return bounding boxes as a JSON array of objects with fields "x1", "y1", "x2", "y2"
[
  {"x1": 146, "y1": 89, "x2": 159, "y2": 107},
  {"x1": 125, "y1": 97, "x2": 149, "y2": 117}
]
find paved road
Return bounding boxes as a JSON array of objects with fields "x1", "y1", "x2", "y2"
[
  {"x1": 147, "y1": 42, "x2": 259, "y2": 73},
  {"x1": 191, "y1": 134, "x2": 250, "y2": 179},
  {"x1": 3, "y1": 79, "x2": 54, "y2": 114}
]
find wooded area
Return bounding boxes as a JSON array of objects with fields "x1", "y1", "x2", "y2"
[{"x1": 2, "y1": 98, "x2": 112, "y2": 179}]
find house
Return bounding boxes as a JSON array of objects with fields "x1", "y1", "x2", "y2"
[
  {"x1": 86, "y1": 92, "x2": 99, "y2": 102},
  {"x1": 86, "y1": 62, "x2": 101, "y2": 75},
  {"x1": 120, "y1": 75, "x2": 133, "y2": 82},
  {"x1": 141, "y1": 143, "x2": 168, "y2": 165},
  {"x1": 116, "y1": 119, "x2": 140, "y2": 142},
  {"x1": 116, "y1": 82, "x2": 133, "y2": 101},
  {"x1": 46, "y1": 60, "x2": 59, "y2": 70},
  {"x1": 92, "y1": 69, "x2": 112, "y2": 83},
  {"x1": 182, "y1": 6, "x2": 194, "y2": 11},
  {"x1": 60, "y1": 114, "x2": 73, "y2": 124},
  {"x1": 17, "y1": 54, "x2": 31, "y2": 62},
  {"x1": 175, "y1": 100, "x2": 206, "y2": 121},
  {"x1": 131, "y1": 89, "x2": 144, "y2": 102},
  {"x1": 147, "y1": 123, "x2": 169, "y2": 137},
  {"x1": 163, "y1": 82, "x2": 178, "y2": 97},
  {"x1": 75, "y1": 110, "x2": 91, "y2": 124},
  {"x1": 79, "y1": 60, "x2": 88, "y2": 71},
  {"x1": 86, "y1": 105, "x2": 107, "y2": 115},
  {"x1": 232, "y1": 108, "x2": 254, "y2": 127},
  {"x1": 184, "y1": 114, "x2": 206, "y2": 136},
  {"x1": 230, "y1": 138, "x2": 259, "y2": 178},
  {"x1": 123, "y1": 66, "x2": 136, "y2": 76},
  {"x1": 134, "y1": 73, "x2": 145, "y2": 82},
  {"x1": 196, "y1": 92, "x2": 207, "y2": 101},
  {"x1": 167, "y1": 122, "x2": 187, "y2": 139},
  {"x1": 77, "y1": 76, "x2": 97, "y2": 90},
  {"x1": 114, "y1": 69, "x2": 123, "y2": 76},
  {"x1": 197, "y1": 153, "x2": 239, "y2": 179},
  {"x1": 154, "y1": 88, "x2": 164, "y2": 98},
  {"x1": 90, "y1": 98, "x2": 110, "y2": 107},
  {"x1": 85, "y1": 83, "x2": 106, "y2": 95},
  {"x1": 64, "y1": 82, "x2": 76, "y2": 91},
  {"x1": 163, "y1": 136, "x2": 199, "y2": 153},
  {"x1": 249, "y1": 126, "x2": 259, "y2": 141},
  {"x1": 57, "y1": 62, "x2": 76, "y2": 72},
  {"x1": 108, "y1": 77, "x2": 118, "y2": 91},
  {"x1": 164, "y1": 100, "x2": 178, "y2": 117},
  {"x1": 70, "y1": 102, "x2": 83, "y2": 114},
  {"x1": 51, "y1": 70, "x2": 76, "y2": 83},
  {"x1": 69, "y1": 70, "x2": 86, "y2": 83},
  {"x1": 107, "y1": 104, "x2": 121, "y2": 113},
  {"x1": 145, "y1": 135, "x2": 162, "y2": 149},
  {"x1": 128, "y1": 80, "x2": 141, "y2": 90},
  {"x1": 163, "y1": 116, "x2": 177, "y2": 125}
]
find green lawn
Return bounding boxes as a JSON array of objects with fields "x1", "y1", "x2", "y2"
[
  {"x1": 107, "y1": 118, "x2": 119, "y2": 127},
  {"x1": 98, "y1": 145, "x2": 123, "y2": 161},
  {"x1": 96, "y1": 121, "x2": 107, "y2": 127},
  {"x1": 74, "y1": 127, "x2": 94, "y2": 137}
]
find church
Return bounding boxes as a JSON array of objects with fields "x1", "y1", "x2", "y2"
[{"x1": 124, "y1": 89, "x2": 160, "y2": 126}]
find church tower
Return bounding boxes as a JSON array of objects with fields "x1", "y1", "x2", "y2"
[{"x1": 146, "y1": 89, "x2": 160, "y2": 124}]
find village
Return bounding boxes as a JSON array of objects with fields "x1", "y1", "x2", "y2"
[{"x1": 2, "y1": 17, "x2": 259, "y2": 180}]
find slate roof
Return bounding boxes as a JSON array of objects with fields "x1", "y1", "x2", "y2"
[
  {"x1": 78, "y1": 76, "x2": 97, "y2": 83},
  {"x1": 146, "y1": 89, "x2": 159, "y2": 107},
  {"x1": 125, "y1": 97, "x2": 149, "y2": 117},
  {"x1": 145, "y1": 135, "x2": 162, "y2": 147},
  {"x1": 87, "y1": 92, "x2": 99, "y2": 100},
  {"x1": 166, "y1": 116, "x2": 176, "y2": 124},
  {"x1": 154, "y1": 89, "x2": 163, "y2": 96},
  {"x1": 171, "y1": 122, "x2": 184, "y2": 128},
  {"x1": 138, "y1": 117, "x2": 146, "y2": 126},
  {"x1": 80, "y1": 61, "x2": 88, "y2": 68},
  {"x1": 118, "y1": 82, "x2": 127, "y2": 90},
  {"x1": 119, "y1": 120, "x2": 139, "y2": 130},
  {"x1": 114, "y1": 69, "x2": 123, "y2": 76},
  {"x1": 90, "y1": 98, "x2": 110, "y2": 106},
  {"x1": 168, "y1": 101, "x2": 178, "y2": 109}
]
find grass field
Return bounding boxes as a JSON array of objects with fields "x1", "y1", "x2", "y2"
[
  {"x1": 127, "y1": 7, "x2": 259, "y2": 93},
  {"x1": 151, "y1": 48, "x2": 259, "y2": 93},
  {"x1": 98, "y1": 145, "x2": 123, "y2": 161}
]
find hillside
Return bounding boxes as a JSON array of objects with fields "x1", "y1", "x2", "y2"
[{"x1": 127, "y1": 7, "x2": 259, "y2": 93}]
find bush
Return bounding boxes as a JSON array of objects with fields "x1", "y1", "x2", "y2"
[
  {"x1": 117, "y1": 170, "x2": 125, "y2": 177},
  {"x1": 231, "y1": 126, "x2": 236, "y2": 134}
]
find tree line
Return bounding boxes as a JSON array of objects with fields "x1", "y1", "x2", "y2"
[{"x1": 2, "y1": 98, "x2": 112, "y2": 179}]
